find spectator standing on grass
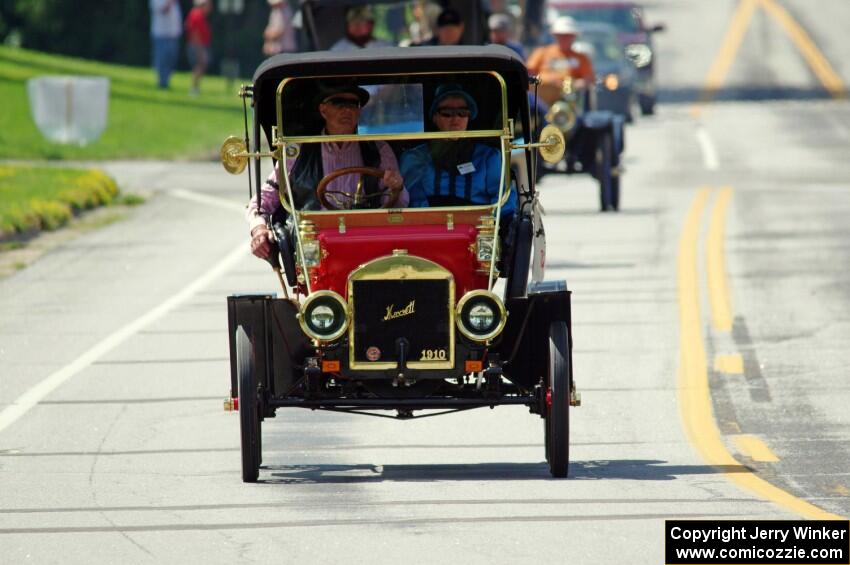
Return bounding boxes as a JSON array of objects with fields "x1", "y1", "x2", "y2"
[
  {"x1": 263, "y1": 0, "x2": 296, "y2": 57},
  {"x1": 185, "y1": 0, "x2": 213, "y2": 96},
  {"x1": 149, "y1": 0, "x2": 182, "y2": 89}
]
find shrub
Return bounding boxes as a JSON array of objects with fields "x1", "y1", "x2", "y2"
[
  {"x1": 28, "y1": 199, "x2": 72, "y2": 230},
  {"x1": 0, "y1": 166, "x2": 121, "y2": 238}
]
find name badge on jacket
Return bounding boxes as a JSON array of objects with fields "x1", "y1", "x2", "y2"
[{"x1": 457, "y1": 162, "x2": 476, "y2": 175}]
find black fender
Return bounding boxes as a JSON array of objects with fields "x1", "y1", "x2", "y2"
[
  {"x1": 504, "y1": 213, "x2": 533, "y2": 299},
  {"x1": 578, "y1": 111, "x2": 626, "y2": 168},
  {"x1": 270, "y1": 209, "x2": 298, "y2": 287},
  {"x1": 610, "y1": 113, "x2": 626, "y2": 161},
  {"x1": 497, "y1": 280, "x2": 573, "y2": 391},
  {"x1": 227, "y1": 295, "x2": 312, "y2": 404}
]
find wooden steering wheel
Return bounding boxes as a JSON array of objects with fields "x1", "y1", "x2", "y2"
[{"x1": 316, "y1": 166, "x2": 402, "y2": 210}]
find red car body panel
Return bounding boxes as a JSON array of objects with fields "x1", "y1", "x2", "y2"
[{"x1": 308, "y1": 224, "x2": 489, "y2": 297}]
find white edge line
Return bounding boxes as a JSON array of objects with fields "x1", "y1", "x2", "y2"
[
  {"x1": 0, "y1": 242, "x2": 248, "y2": 435},
  {"x1": 170, "y1": 189, "x2": 246, "y2": 212},
  {"x1": 696, "y1": 126, "x2": 720, "y2": 171}
]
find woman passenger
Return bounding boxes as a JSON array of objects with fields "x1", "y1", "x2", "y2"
[{"x1": 399, "y1": 84, "x2": 517, "y2": 216}]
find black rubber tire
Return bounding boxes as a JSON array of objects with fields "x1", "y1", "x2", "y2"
[
  {"x1": 237, "y1": 326, "x2": 261, "y2": 483},
  {"x1": 611, "y1": 175, "x2": 621, "y2": 212},
  {"x1": 625, "y1": 93, "x2": 636, "y2": 123},
  {"x1": 639, "y1": 94, "x2": 656, "y2": 116},
  {"x1": 597, "y1": 132, "x2": 614, "y2": 212},
  {"x1": 545, "y1": 321, "x2": 571, "y2": 478}
]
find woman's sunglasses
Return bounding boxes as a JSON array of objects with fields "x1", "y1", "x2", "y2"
[
  {"x1": 436, "y1": 107, "x2": 472, "y2": 118},
  {"x1": 323, "y1": 97, "x2": 361, "y2": 109}
]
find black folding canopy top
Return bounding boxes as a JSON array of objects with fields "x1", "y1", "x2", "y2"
[{"x1": 251, "y1": 45, "x2": 532, "y2": 141}]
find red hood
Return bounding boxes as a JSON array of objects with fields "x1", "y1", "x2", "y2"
[{"x1": 309, "y1": 224, "x2": 489, "y2": 298}]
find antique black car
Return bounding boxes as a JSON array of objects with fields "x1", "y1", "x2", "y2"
[
  {"x1": 221, "y1": 46, "x2": 580, "y2": 481},
  {"x1": 537, "y1": 73, "x2": 626, "y2": 212}
]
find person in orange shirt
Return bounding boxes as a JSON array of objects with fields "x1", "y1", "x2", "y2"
[{"x1": 527, "y1": 16, "x2": 595, "y2": 105}]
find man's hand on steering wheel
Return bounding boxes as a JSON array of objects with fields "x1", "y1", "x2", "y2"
[{"x1": 382, "y1": 169, "x2": 403, "y2": 192}]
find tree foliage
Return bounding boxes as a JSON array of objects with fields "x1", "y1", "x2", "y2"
[
  {"x1": 1, "y1": 0, "x2": 269, "y2": 75},
  {"x1": 3, "y1": 0, "x2": 152, "y2": 65}
]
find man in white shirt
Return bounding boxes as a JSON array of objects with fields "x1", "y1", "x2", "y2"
[{"x1": 149, "y1": 0, "x2": 182, "y2": 89}]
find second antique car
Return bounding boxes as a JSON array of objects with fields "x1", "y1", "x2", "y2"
[
  {"x1": 221, "y1": 46, "x2": 580, "y2": 481},
  {"x1": 537, "y1": 72, "x2": 626, "y2": 211}
]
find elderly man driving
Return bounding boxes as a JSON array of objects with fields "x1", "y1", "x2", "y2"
[{"x1": 247, "y1": 83, "x2": 409, "y2": 259}]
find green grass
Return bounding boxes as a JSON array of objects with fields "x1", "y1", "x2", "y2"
[
  {"x1": 0, "y1": 241, "x2": 24, "y2": 251},
  {"x1": 0, "y1": 46, "x2": 245, "y2": 160},
  {"x1": 114, "y1": 193, "x2": 147, "y2": 206},
  {"x1": 0, "y1": 165, "x2": 119, "y2": 236}
]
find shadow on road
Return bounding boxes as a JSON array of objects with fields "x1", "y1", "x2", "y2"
[
  {"x1": 658, "y1": 86, "x2": 834, "y2": 104},
  {"x1": 541, "y1": 207, "x2": 659, "y2": 217},
  {"x1": 546, "y1": 261, "x2": 636, "y2": 270},
  {"x1": 263, "y1": 459, "x2": 751, "y2": 484}
]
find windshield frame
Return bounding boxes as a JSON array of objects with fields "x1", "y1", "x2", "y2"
[{"x1": 274, "y1": 70, "x2": 514, "y2": 293}]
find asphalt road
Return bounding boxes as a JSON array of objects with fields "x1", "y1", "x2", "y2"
[{"x1": 1, "y1": 1, "x2": 849, "y2": 563}]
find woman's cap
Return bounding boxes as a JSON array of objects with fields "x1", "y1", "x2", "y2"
[{"x1": 429, "y1": 83, "x2": 478, "y2": 120}]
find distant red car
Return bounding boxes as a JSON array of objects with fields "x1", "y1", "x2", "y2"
[{"x1": 547, "y1": 1, "x2": 664, "y2": 114}]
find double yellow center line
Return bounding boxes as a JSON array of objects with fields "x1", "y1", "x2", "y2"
[
  {"x1": 695, "y1": 0, "x2": 847, "y2": 116},
  {"x1": 677, "y1": 188, "x2": 845, "y2": 520},
  {"x1": 759, "y1": 0, "x2": 847, "y2": 98}
]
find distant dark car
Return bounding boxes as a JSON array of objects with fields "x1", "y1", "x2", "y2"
[
  {"x1": 535, "y1": 74, "x2": 626, "y2": 211},
  {"x1": 547, "y1": 1, "x2": 664, "y2": 115},
  {"x1": 575, "y1": 23, "x2": 638, "y2": 121}
]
